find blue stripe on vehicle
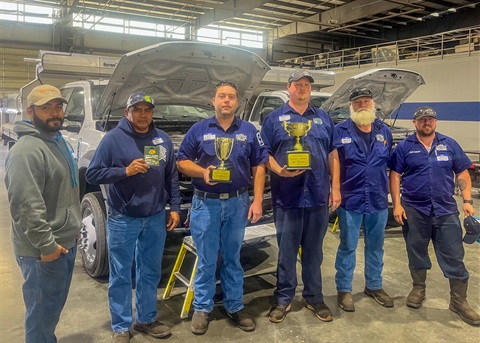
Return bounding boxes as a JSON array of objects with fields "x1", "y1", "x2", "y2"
[{"x1": 392, "y1": 102, "x2": 480, "y2": 121}]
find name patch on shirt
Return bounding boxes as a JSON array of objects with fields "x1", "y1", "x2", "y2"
[
  {"x1": 236, "y1": 133, "x2": 247, "y2": 142},
  {"x1": 152, "y1": 136, "x2": 163, "y2": 145},
  {"x1": 279, "y1": 115, "x2": 291, "y2": 122},
  {"x1": 256, "y1": 132, "x2": 264, "y2": 146},
  {"x1": 437, "y1": 154, "x2": 449, "y2": 162},
  {"x1": 375, "y1": 134, "x2": 385, "y2": 142},
  {"x1": 409, "y1": 150, "x2": 421, "y2": 154},
  {"x1": 203, "y1": 133, "x2": 216, "y2": 141},
  {"x1": 436, "y1": 144, "x2": 447, "y2": 151},
  {"x1": 341, "y1": 137, "x2": 352, "y2": 144},
  {"x1": 313, "y1": 118, "x2": 323, "y2": 125}
]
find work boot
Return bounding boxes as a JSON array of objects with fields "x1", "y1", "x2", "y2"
[
  {"x1": 305, "y1": 301, "x2": 333, "y2": 322},
  {"x1": 191, "y1": 311, "x2": 210, "y2": 335},
  {"x1": 227, "y1": 308, "x2": 256, "y2": 332},
  {"x1": 134, "y1": 320, "x2": 171, "y2": 338},
  {"x1": 338, "y1": 292, "x2": 355, "y2": 312},
  {"x1": 268, "y1": 303, "x2": 291, "y2": 323},
  {"x1": 449, "y1": 279, "x2": 480, "y2": 326},
  {"x1": 364, "y1": 288, "x2": 394, "y2": 308},
  {"x1": 112, "y1": 331, "x2": 130, "y2": 343},
  {"x1": 406, "y1": 269, "x2": 427, "y2": 309}
]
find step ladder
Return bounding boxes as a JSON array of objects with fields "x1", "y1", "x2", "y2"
[{"x1": 163, "y1": 224, "x2": 277, "y2": 319}]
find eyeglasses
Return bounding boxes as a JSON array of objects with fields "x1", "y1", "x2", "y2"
[
  {"x1": 415, "y1": 108, "x2": 436, "y2": 117},
  {"x1": 215, "y1": 81, "x2": 238, "y2": 90}
]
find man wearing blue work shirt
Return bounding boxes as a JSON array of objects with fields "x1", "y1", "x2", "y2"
[
  {"x1": 334, "y1": 87, "x2": 394, "y2": 312},
  {"x1": 86, "y1": 91, "x2": 181, "y2": 342},
  {"x1": 177, "y1": 81, "x2": 268, "y2": 335},
  {"x1": 389, "y1": 106, "x2": 479, "y2": 326},
  {"x1": 261, "y1": 69, "x2": 341, "y2": 323}
]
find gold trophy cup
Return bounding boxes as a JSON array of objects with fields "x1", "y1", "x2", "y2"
[
  {"x1": 210, "y1": 137, "x2": 234, "y2": 183},
  {"x1": 283, "y1": 120, "x2": 312, "y2": 170}
]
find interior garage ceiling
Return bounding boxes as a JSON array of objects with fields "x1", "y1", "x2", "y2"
[{"x1": 24, "y1": 0, "x2": 480, "y2": 44}]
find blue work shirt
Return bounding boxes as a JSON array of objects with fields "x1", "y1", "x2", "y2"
[
  {"x1": 388, "y1": 132, "x2": 471, "y2": 217},
  {"x1": 177, "y1": 116, "x2": 268, "y2": 193},
  {"x1": 334, "y1": 118, "x2": 393, "y2": 214},
  {"x1": 261, "y1": 103, "x2": 335, "y2": 208}
]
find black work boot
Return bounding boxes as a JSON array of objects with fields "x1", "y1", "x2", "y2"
[
  {"x1": 449, "y1": 279, "x2": 480, "y2": 326},
  {"x1": 406, "y1": 269, "x2": 427, "y2": 309}
]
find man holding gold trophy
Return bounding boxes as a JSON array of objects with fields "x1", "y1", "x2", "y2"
[
  {"x1": 177, "y1": 81, "x2": 268, "y2": 335},
  {"x1": 261, "y1": 69, "x2": 341, "y2": 323}
]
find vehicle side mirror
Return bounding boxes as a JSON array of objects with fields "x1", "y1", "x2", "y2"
[{"x1": 259, "y1": 107, "x2": 274, "y2": 126}]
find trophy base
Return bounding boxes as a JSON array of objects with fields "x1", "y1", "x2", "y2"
[
  {"x1": 210, "y1": 169, "x2": 232, "y2": 183},
  {"x1": 286, "y1": 151, "x2": 311, "y2": 170}
]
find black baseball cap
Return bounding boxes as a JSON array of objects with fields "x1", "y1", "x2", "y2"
[
  {"x1": 126, "y1": 91, "x2": 155, "y2": 109},
  {"x1": 350, "y1": 87, "x2": 373, "y2": 101},
  {"x1": 463, "y1": 216, "x2": 480, "y2": 244},
  {"x1": 413, "y1": 106, "x2": 436, "y2": 120}
]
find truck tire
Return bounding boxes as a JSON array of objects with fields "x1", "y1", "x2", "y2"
[{"x1": 79, "y1": 192, "x2": 109, "y2": 278}]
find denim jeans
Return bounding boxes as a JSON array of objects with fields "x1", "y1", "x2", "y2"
[
  {"x1": 16, "y1": 244, "x2": 77, "y2": 343},
  {"x1": 335, "y1": 207, "x2": 388, "y2": 292},
  {"x1": 189, "y1": 192, "x2": 249, "y2": 313},
  {"x1": 402, "y1": 204, "x2": 468, "y2": 280},
  {"x1": 273, "y1": 205, "x2": 329, "y2": 305},
  {"x1": 107, "y1": 208, "x2": 167, "y2": 333}
]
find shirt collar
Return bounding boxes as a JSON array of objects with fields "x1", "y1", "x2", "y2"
[{"x1": 206, "y1": 115, "x2": 241, "y2": 131}]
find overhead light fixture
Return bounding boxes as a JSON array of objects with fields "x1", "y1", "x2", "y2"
[
  {"x1": 448, "y1": 8, "x2": 456, "y2": 13},
  {"x1": 431, "y1": 12, "x2": 439, "y2": 17}
]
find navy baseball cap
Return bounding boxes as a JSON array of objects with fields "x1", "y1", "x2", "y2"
[
  {"x1": 463, "y1": 216, "x2": 480, "y2": 244},
  {"x1": 126, "y1": 91, "x2": 155, "y2": 109},
  {"x1": 350, "y1": 87, "x2": 373, "y2": 101},
  {"x1": 288, "y1": 69, "x2": 314, "y2": 83},
  {"x1": 413, "y1": 106, "x2": 436, "y2": 120}
]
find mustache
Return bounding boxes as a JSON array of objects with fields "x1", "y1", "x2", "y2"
[{"x1": 46, "y1": 117, "x2": 63, "y2": 123}]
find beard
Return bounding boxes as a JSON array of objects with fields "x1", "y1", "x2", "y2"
[
  {"x1": 32, "y1": 112, "x2": 64, "y2": 133},
  {"x1": 350, "y1": 106, "x2": 376, "y2": 126}
]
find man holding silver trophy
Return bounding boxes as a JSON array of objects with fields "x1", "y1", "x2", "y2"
[
  {"x1": 177, "y1": 81, "x2": 268, "y2": 335},
  {"x1": 261, "y1": 69, "x2": 341, "y2": 323}
]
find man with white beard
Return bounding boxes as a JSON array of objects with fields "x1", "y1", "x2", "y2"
[{"x1": 333, "y1": 87, "x2": 394, "y2": 312}]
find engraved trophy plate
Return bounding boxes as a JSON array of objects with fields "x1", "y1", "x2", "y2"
[
  {"x1": 210, "y1": 137, "x2": 234, "y2": 183},
  {"x1": 283, "y1": 120, "x2": 312, "y2": 170}
]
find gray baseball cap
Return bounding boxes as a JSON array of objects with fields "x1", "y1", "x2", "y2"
[{"x1": 288, "y1": 69, "x2": 314, "y2": 83}]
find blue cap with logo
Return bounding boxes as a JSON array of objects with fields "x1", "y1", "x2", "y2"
[
  {"x1": 350, "y1": 87, "x2": 373, "y2": 101},
  {"x1": 126, "y1": 91, "x2": 155, "y2": 109},
  {"x1": 463, "y1": 216, "x2": 480, "y2": 244}
]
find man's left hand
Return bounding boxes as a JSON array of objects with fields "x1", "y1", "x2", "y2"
[
  {"x1": 167, "y1": 212, "x2": 180, "y2": 231},
  {"x1": 463, "y1": 202, "x2": 475, "y2": 217},
  {"x1": 248, "y1": 200, "x2": 263, "y2": 224},
  {"x1": 329, "y1": 189, "x2": 341, "y2": 211}
]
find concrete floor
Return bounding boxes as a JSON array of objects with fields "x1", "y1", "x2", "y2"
[{"x1": 0, "y1": 144, "x2": 479, "y2": 343}]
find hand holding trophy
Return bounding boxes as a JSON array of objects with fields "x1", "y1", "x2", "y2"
[
  {"x1": 210, "y1": 137, "x2": 234, "y2": 183},
  {"x1": 283, "y1": 120, "x2": 312, "y2": 170}
]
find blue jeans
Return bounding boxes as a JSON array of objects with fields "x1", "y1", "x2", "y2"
[
  {"x1": 16, "y1": 244, "x2": 77, "y2": 343},
  {"x1": 402, "y1": 204, "x2": 468, "y2": 280},
  {"x1": 107, "y1": 208, "x2": 167, "y2": 333},
  {"x1": 189, "y1": 192, "x2": 249, "y2": 313},
  {"x1": 273, "y1": 205, "x2": 329, "y2": 305},
  {"x1": 335, "y1": 207, "x2": 387, "y2": 292}
]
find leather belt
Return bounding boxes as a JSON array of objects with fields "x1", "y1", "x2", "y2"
[{"x1": 194, "y1": 186, "x2": 249, "y2": 200}]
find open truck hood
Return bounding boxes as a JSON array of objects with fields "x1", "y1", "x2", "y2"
[
  {"x1": 96, "y1": 41, "x2": 270, "y2": 119},
  {"x1": 321, "y1": 68, "x2": 425, "y2": 120}
]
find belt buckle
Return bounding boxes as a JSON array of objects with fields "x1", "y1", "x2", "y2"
[{"x1": 219, "y1": 193, "x2": 229, "y2": 200}]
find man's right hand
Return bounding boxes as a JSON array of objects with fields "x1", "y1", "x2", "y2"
[
  {"x1": 393, "y1": 205, "x2": 407, "y2": 225},
  {"x1": 126, "y1": 158, "x2": 150, "y2": 176},
  {"x1": 41, "y1": 244, "x2": 68, "y2": 262}
]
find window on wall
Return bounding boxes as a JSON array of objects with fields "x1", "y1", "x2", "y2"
[
  {"x1": 0, "y1": 2, "x2": 56, "y2": 24},
  {"x1": 198, "y1": 25, "x2": 264, "y2": 49}
]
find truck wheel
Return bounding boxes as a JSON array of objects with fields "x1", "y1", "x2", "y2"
[{"x1": 79, "y1": 192, "x2": 109, "y2": 278}]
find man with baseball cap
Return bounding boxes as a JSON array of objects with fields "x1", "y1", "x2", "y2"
[
  {"x1": 86, "y1": 91, "x2": 181, "y2": 342},
  {"x1": 389, "y1": 106, "x2": 479, "y2": 326},
  {"x1": 334, "y1": 87, "x2": 394, "y2": 312},
  {"x1": 4, "y1": 84, "x2": 81, "y2": 342},
  {"x1": 261, "y1": 69, "x2": 341, "y2": 323}
]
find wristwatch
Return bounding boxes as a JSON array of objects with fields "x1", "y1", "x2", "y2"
[{"x1": 463, "y1": 199, "x2": 473, "y2": 204}]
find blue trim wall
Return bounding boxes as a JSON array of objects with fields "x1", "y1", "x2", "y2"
[{"x1": 393, "y1": 102, "x2": 480, "y2": 121}]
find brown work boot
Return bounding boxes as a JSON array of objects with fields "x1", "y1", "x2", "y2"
[
  {"x1": 134, "y1": 320, "x2": 171, "y2": 338},
  {"x1": 305, "y1": 301, "x2": 333, "y2": 322},
  {"x1": 191, "y1": 311, "x2": 210, "y2": 335},
  {"x1": 406, "y1": 269, "x2": 427, "y2": 309},
  {"x1": 338, "y1": 292, "x2": 355, "y2": 312},
  {"x1": 364, "y1": 288, "x2": 394, "y2": 308},
  {"x1": 112, "y1": 331, "x2": 130, "y2": 343},
  {"x1": 227, "y1": 308, "x2": 256, "y2": 332},
  {"x1": 268, "y1": 303, "x2": 292, "y2": 323},
  {"x1": 449, "y1": 279, "x2": 480, "y2": 326}
]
